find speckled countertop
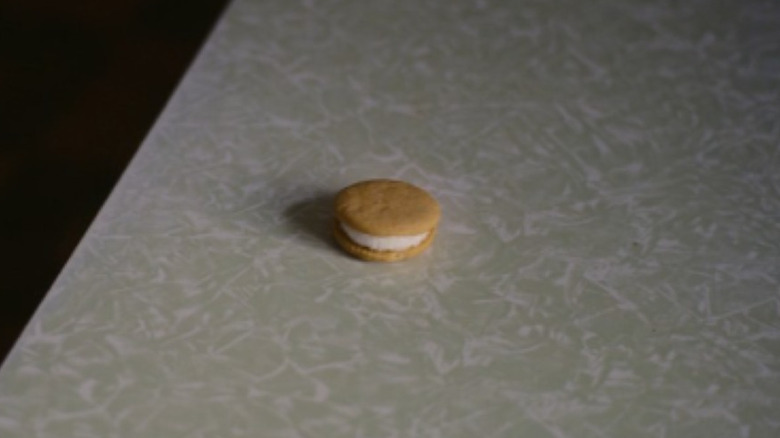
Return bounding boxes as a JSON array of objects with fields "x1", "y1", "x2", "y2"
[{"x1": 1, "y1": 0, "x2": 779, "y2": 436}]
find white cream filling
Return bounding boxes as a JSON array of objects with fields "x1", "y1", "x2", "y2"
[{"x1": 341, "y1": 222, "x2": 428, "y2": 251}]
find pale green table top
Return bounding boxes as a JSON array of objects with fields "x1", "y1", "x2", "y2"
[{"x1": 2, "y1": 0, "x2": 779, "y2": 436}]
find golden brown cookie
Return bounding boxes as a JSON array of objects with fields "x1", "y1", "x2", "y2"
[{"x1": 333, "y1": 179, "x2": 440, "y2": 262}]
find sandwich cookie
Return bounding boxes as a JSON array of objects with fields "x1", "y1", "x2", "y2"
[{"x1": 334, "y1": 179, "x2": 440, "y2": 262}]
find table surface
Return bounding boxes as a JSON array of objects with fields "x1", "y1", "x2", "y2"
[{"x1": 2, "y1": 0, "x2": 779, "y2": 436}]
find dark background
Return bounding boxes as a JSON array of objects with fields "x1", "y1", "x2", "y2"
[{"x1": 0, "y1": 0, "x2": 230, "y2": 364}]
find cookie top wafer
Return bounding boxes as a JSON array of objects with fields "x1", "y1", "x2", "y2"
[{"x1": 334, "y1": 179, "x2": 440, "y2": 236}]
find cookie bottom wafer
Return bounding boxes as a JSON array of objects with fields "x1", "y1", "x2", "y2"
[{"x1": 333, "y1": 221, "x2": 436, "y2": 262}]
